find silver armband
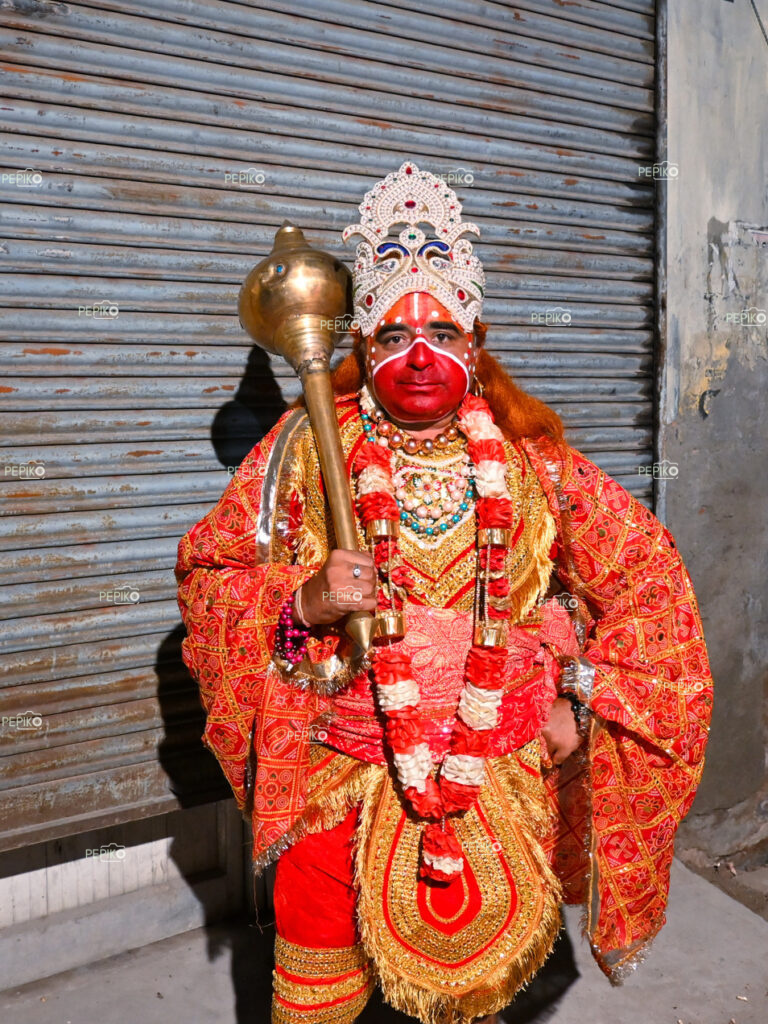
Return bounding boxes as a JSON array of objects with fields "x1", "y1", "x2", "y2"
[{"x1": 559, "y1": 655, "x2": 596, "y2": 706}]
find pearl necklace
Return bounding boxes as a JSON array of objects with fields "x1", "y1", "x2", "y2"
[
  {"x1": 392, "y1": 452, "x2": 474, "y2": 537},
  {"x1": 359, "y1": 383, "x2": 461, "y2": 456}
]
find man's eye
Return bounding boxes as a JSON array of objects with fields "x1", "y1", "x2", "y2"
[{"x1": 382, "y1": 334, "x2": 407, "y2": 345}]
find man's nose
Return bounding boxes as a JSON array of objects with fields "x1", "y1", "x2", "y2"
[{"x1": 407, "y1": 338, "x2": 433, "y2": 368}]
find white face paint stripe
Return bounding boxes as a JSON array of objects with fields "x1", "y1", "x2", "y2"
[{"x1": 370, "y1": 337, "x2": 469, "y2": 383}]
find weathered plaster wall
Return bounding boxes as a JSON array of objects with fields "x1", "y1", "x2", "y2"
[{"x1": 661, "y1": 0, "x2": 768, "y2": 845}]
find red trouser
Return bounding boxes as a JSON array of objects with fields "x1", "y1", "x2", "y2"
[{"x1": 271, "y1": 806, "x2": 375, "y2": 1023}]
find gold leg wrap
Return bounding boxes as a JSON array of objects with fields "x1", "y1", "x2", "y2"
[{"x1": 271, "y1": 935, "x2": 376, "y2": 1024}]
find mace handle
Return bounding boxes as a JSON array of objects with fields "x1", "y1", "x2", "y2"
[{"x1": 300, "y1": 364, "x2": 376, "y2": 655}]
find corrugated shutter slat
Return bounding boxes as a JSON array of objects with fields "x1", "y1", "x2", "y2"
[{"x1": 0, "y1": 0, "x2": 658, "y2": 850}]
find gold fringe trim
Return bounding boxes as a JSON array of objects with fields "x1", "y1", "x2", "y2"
[
  {"x1": 591, "y1": 932, "x2": 655, "y2": 987},
  {"x1": 489, "y1": 754, "x2": 557, "y2": 845},
  {"x1": 352, "y1": 761, "x2": 563, "y2": 1024},
  {"x1": 273, "y1": 934, "x2": 371, "y2": 978},
  {"x1": 251, "y1": 753, "x2": 381, "y2": 876},
  {"x1": 507, "y1": 488, "x2": 557, "y2": 625}
]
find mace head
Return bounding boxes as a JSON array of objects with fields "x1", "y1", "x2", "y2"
[{"x1": 238, "y1": 223, "x2": 353, "y2": 369}]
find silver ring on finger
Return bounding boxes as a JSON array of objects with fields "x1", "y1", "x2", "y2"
[{"x1": 352, "y1": 564, "x2": 362, "y2": 578}]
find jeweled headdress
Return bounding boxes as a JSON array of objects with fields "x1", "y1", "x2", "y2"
[{"x1": 342, "y1": 161, "x2": 485, "y2": 337}]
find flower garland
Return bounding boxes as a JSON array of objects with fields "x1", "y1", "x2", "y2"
[{"x1": 354, "y1": 391, "x2": 515, "y2": 882}]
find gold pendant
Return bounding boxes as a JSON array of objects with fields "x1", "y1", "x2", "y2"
[
  {"x1": 474, "y1": 622, "x2": 508, "y2": 647},
  {"x1": 477, "y1": 527, "x2": 512, "y2": 547},
  {"x1": 366, "y1": 518, "x2": 400, "y2": 540},
  {"x1": 375, "y1": 610, "x2": 406, "y2": 639}
]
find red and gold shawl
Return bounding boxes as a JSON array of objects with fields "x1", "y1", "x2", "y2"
[{"x1": 175, "y1": 397, "x2": 712, "y2": 981}]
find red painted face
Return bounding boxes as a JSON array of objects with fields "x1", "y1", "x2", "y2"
[{"x1": 365, "y1": 293, "x2": 475, "y2": 425}]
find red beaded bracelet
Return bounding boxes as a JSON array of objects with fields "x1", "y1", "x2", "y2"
[{"x1": 273, "y1": 591, "x2": 311, "y2": 666}]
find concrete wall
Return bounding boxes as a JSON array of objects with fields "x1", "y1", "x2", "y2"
[
  {"x1": 660, "y1": 0, "x2": 768, "y2": 853},
  {"x1": 0, "y1": 801, "x2": 245, "y2": 989}
]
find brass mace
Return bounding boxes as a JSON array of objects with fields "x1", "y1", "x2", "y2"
[{"x1": 238, "y1": 222, "x2": 376, "y2": 654}]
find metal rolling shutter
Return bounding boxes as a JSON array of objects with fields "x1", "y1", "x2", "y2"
[{"x1": 0, "y1": 0, "x2": 657, "y2": 849}]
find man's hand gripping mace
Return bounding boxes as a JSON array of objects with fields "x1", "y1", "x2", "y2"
[{"x1": 238, "y1": 222, "x2": 376, "y2": 655}]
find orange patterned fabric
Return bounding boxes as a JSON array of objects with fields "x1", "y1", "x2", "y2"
[
  {"x1": 175, "y1": 412, "x2": 331, "y2": 839},
  {"x1": 176, "y1": 400, "x2": 713, "y2": 982},
  {"x1": 522, "y1": 437, "x2": 713, "y2": 976}
]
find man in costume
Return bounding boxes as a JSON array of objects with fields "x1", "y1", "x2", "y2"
[{"x1": 176, "y1": 163, "x2": 713, "y2": 1024}]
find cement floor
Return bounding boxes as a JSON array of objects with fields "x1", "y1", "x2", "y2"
[{"x1": 0, "y1": 861, "x2": 766, "y2": 1024}]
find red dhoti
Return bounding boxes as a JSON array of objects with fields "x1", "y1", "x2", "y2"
[{"x1": 272, "y1": 806, "x2": 374, "y2": 1023}]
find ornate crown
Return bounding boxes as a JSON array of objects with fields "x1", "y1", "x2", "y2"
[{"x1": 342, "y1": 161, "x2": 485, "y2": 337}]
